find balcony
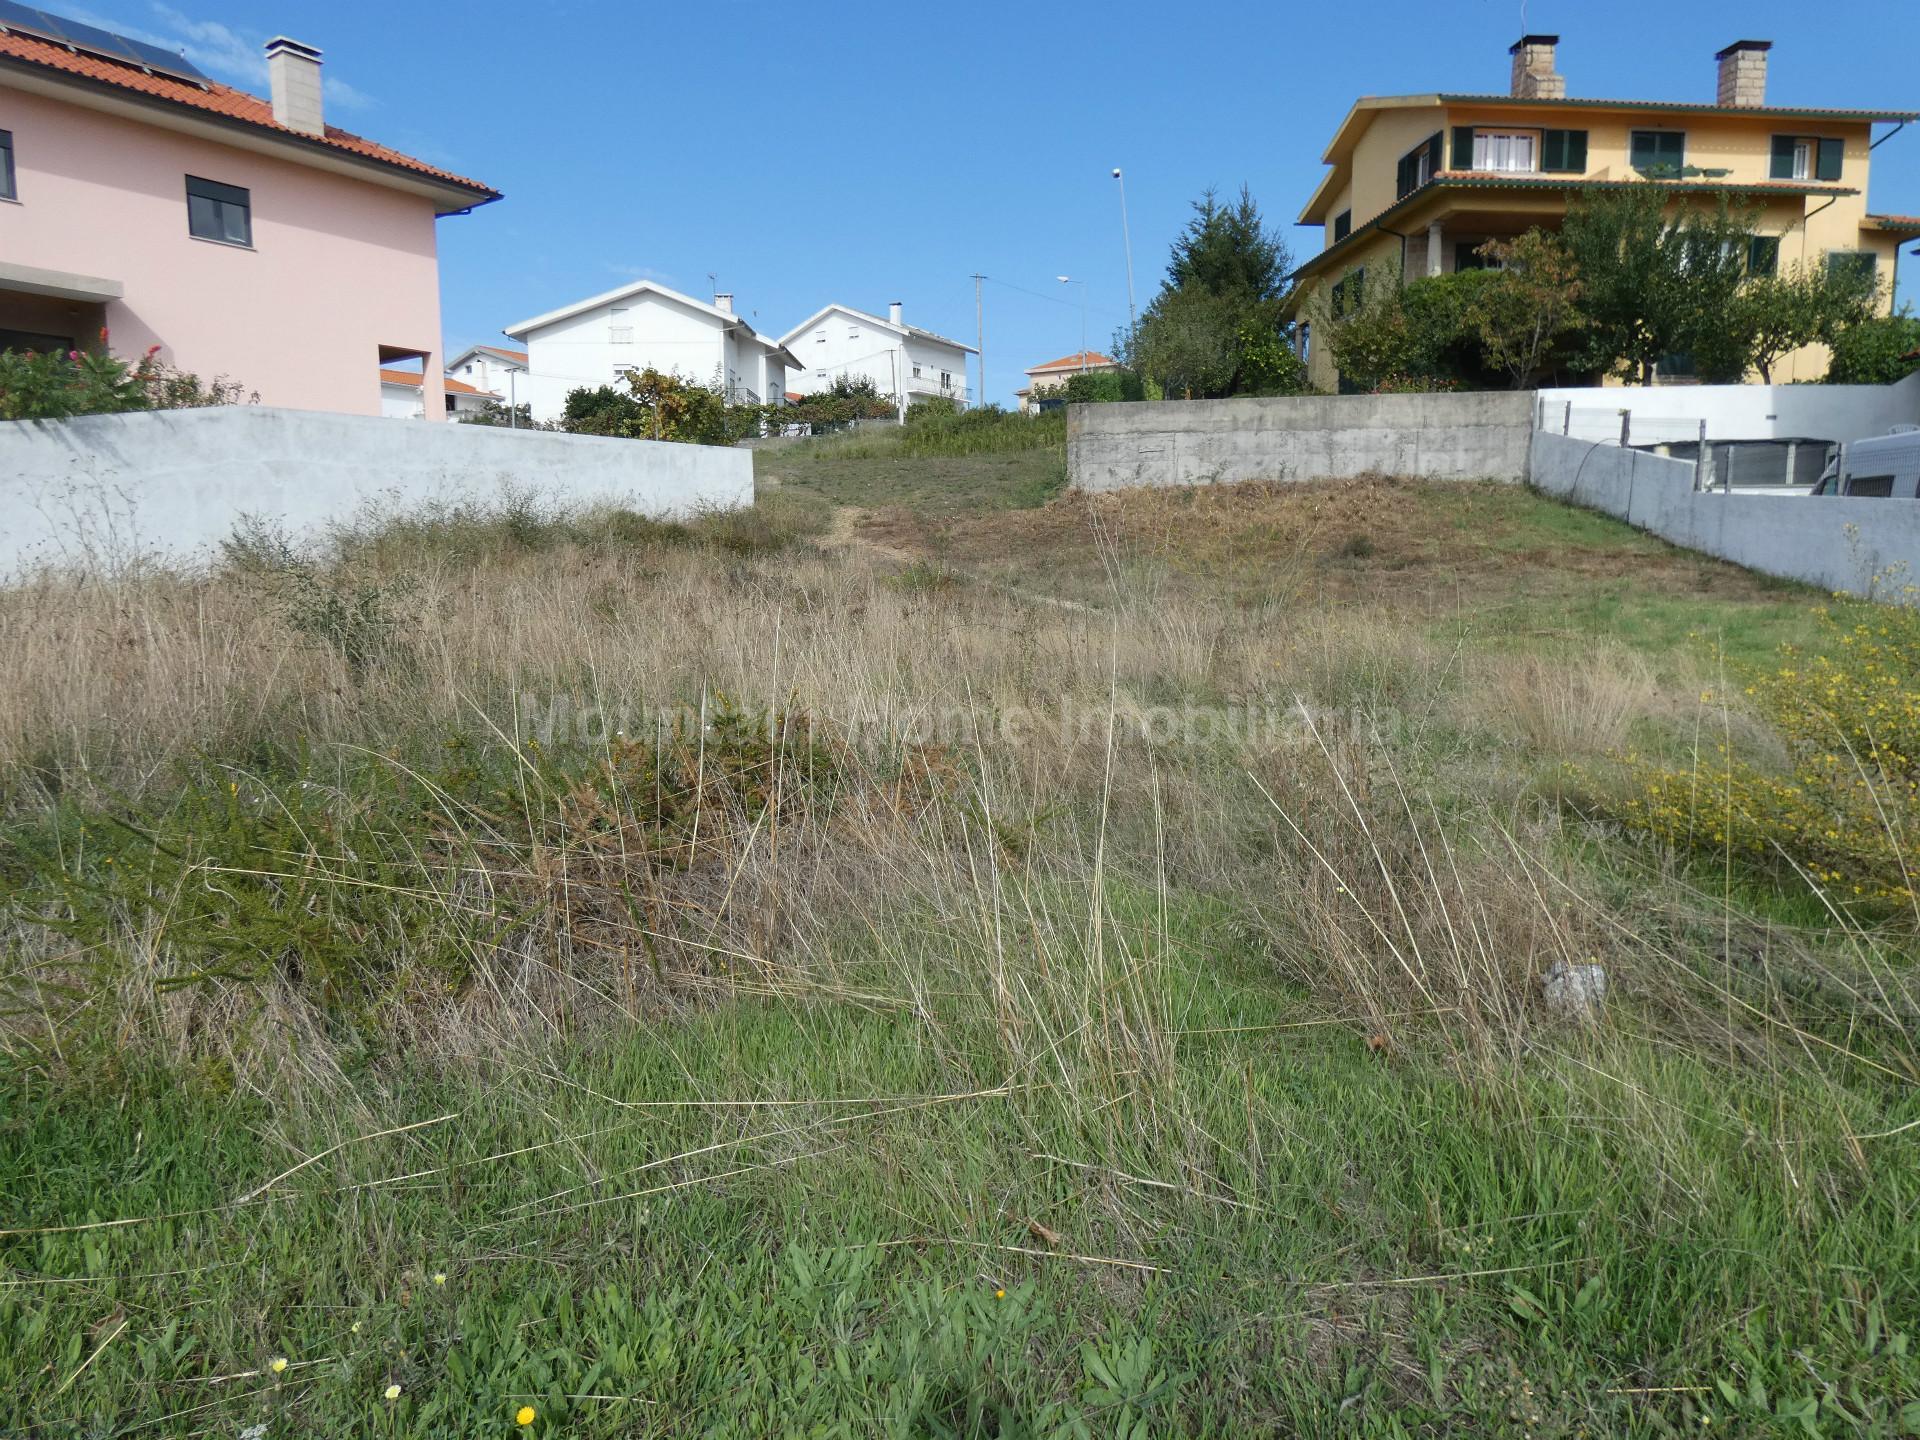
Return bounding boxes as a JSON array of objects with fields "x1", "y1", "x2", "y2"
[{"x1": 904, "y1": 372, "x2": 970, "y2": 405}]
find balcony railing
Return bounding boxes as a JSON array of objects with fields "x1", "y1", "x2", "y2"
[{"x1": 904, "y1": 373, "x2": 970, "y2": 404}]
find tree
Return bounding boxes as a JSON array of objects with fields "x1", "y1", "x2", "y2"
[
  {"x1": 1823, "y1": 312, "x2": 1920, "y2": 385},
  {"x1": 562, "y1": 368, "x2": 734, "y2": 443},
  {"x1": 1057, "y1": 368, "x2": 1146, "y2": 404},
  {"x1": 1125, "y1": 186, "x2": 1305, "y2": 398},
  {"x1": 1723, "y1": 260, "x2": 1883, "y2": 383},
  {"x1": 1314, "y1": 263, "x2": 1496, "y2": 392},
  {"x1": 1464, "y1": 231, "x2": 1585, "y2": 389},
  {"x1": 1561, "y1": 186, "x2": 1753, "y2": 384}
]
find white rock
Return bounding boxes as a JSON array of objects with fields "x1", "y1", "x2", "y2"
[{"x1": 1542, "y1": 961, "x2": 1608, "y2": 1020}]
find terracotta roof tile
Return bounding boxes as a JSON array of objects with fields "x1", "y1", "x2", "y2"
[
  {"x1": 380, "y1": 369, "x2": 486, "y2": 395},
  {"x1": 0, "y1": 27, "x2": 496, "y2": 199},
  {"x1": 1027, "y1": 351, "x2": 1116, "y2": 375}
]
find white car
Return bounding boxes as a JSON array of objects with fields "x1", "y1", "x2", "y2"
[{"x1": 1810, "y1": 427, "x2": 1920, "y2": 498}]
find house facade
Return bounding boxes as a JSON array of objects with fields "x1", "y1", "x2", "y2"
[
  {"x1": 781, "y1": 303, "x2": 975, "y2": 411},
  {"x1": 1016, "y1": 350, "x2": 1120, "y2": 413},
  {"x1": 379, "y1": 369, "x2": 491, "y2": 419},
  {"x1": 446, "y1": 344, "x2": 528, "y2": 404},
  {"x1": 504, "y1": 282, "x2": 795, "y2": 423},
  {"x1": 1289, "y1": 35, "x2": 1920, "y2": 390},
  {"x1": 0, "y1": 8, "x2": 498, "y2": 418}
]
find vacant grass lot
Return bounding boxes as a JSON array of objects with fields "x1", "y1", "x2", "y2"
[{"x1": 3, "y1": 422, "x2": 1915, "y2": 1437}]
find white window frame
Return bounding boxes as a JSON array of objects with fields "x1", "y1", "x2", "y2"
[
  {"x1": 1473, "y1": 130, "x2": 1538, "y2": 173},
  {"x1": 608, "y1": 307, "x2": 632, "y2": 344}
]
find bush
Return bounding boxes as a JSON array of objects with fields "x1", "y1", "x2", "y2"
[
  {"x1": 0, "y1": 332, "x2": 251, "y2": 420},
  {"x1": 1600, "y1": 601, "x2": 1920, "y2": 909},
  {"x1": 1825, "y1": 313, "x2": 1920, "y2": 385},
  {"x1": 1057, "y1": 368, "x2": 1146, "y2": 404}
]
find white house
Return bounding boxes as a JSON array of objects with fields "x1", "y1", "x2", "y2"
[
  {"x1": 446, "y1": 344, "x2": 529, "y2": 405},
  {"x1": 780, "y1": 303, "x2": 975, "y2": 411},
  {"x1": 380, "y1": 368, "x2": 494, "y2": 419},
  {"x1": 503, "y1": 281, "x2": 797, "y2": 423}
]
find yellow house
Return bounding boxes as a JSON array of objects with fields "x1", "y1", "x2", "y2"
[{"x1": 1288, "y1": 35, "x2": 1920, "y2": 389}]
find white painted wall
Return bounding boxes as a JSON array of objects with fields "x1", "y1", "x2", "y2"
[
  {"x1": 0, "y1": 405, "x2": 754, "y2": 577},
  {"x1": 518, "y1": 290, "x2": 729, "y2": 422},
  {"x1": 380, "y1": 381, "x2": 423, "y2": 420},
  {"x1": 448, "y1": 352, "x2": 527, "y2": 401},
  {"x1": 1536, "y1": 371, "x2": 1920, "y2": 446},
  {"x1": 786, "y1": 306, "x2": 971, "y2": 408},
  {"x1": 1530, "y1": 430, "x2": 1919, "y2": 600}
]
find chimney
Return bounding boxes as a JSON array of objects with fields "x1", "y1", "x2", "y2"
[
  {"x1": 1508, "y1": 34, "x2": 1564, "y2": 100},
  {"x1": 714, "y1": 293, "x2": 733, "y2": 314},
  {"x1": 1716, "y1": 40, "x2": 1771, "y2": 108},
  {"x1": 888, "y1": 301, "x2": 903, "y2": 326},
  {"x1": 265, "y1": 37, "x2": 324, "y2": 136}
]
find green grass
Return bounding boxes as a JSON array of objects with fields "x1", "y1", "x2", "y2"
[{"x1": 5, "y1": 460, "x2": 1919, "y2": 1437}]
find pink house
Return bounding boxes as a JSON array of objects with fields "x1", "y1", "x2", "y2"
[{"x1": 0, "y1": 8, "x2": 498, "y2": 419}]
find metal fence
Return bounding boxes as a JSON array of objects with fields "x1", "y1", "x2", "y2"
[{"x1": 1546, "y1": 402, "x2": 1835, "y2": 493}]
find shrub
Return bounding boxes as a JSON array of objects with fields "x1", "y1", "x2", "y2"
[
  {"x1": 1600, "y1": 602, "x2": 1920, "y2": 908},
  {"x1": 1825, "y1": 313, "x2": 1920, "y2": 385},
  {"x1": 0, "y1": 332, "x2": 251, "y2": 420},
  {"x1": 1055, "y1": 369, "x2": 1145, "y2": 405}
]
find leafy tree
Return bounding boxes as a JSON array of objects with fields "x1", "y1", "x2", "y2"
[
  {"x1": 1823, "y1": 312, "x2": 1920, "y2": 385},
  {"x1": 1560, "y1": 187, "x2": 1754, "y2": 384},
  {"x1": 0, "y1": 331, "x2": 249, "y2": 419},
  {"x1": 1125, "y1": 186, "x2": 1304, "y2": 398},
  {"x1": 563, "y1": 368, "x2": 743, "y2": 444},
  {"x1": 1723, "y1": 260, "x2": 1883, "y2": 383},
  {"x1": 1464, "y1": 231, "x2": 1585, "y2": 389},
  {"x1": 1315, "y1": 263, "x2": 1496, "y2": 392},
  {"x1": 1057, "y1": 368, "x2": 1146, "y2": 404}
]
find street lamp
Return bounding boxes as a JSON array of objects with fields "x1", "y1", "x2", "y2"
[
  {"x1": 1056, "y1": 275, "x2": 1087, "y2": 368},
  {"x1": 1112, "y1": 168, "x2": 1138, "y2": 343}
]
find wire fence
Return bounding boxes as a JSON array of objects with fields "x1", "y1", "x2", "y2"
[{"x1": 1546, "y1": 402, "x2": 1836, "y2": 493}]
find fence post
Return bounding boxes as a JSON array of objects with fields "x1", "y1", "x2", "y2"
[
  {"x1": 1725, "y1": 443, "x2": 1735, "y2": 494},
  {"x1": 1695, "y1": 419, "x2": 1708, "y2": 491},
  {"x1": 1562, "y1": 401, "x2": 1571, "y2": 436},
  {"x1": 1618, "y1": 409, "x2": 1631, "y2": 448}
]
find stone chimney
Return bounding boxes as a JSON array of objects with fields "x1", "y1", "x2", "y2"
[
  {"x1": 265, "y1": 36, "x2": 324, "y2": 136},
  {"x1": 714, "y1": 293, "x2": 733, "y2": 315},
  {"x1": 1508, "y1": 35, "x2": 1564, "y2": 100},
  {"x1": 1716, "y1": 40, "x2": 1771, "y2": 108},
  {"x1": 888, "y1": 301, "x2": 903, "y2": 326}
]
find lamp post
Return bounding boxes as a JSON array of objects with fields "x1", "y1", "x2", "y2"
[
  {"x1": 1056, "y1": 275, "x2": 1087, "y2": 368},
  {"x1": 1112, "y1": 168, "x2": 1137, "y2": 344}
]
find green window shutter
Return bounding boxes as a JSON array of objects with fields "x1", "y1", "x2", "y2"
[
  {"x1": 1541, "y1": 130, "x2": 1564, "y2": 171},
  {"x1": 1351, "y1": 268, "x2": 1366, "y2": 309},
  {"x1": 1565, "y1": 129, "x2": 1587, "y2": 172},
  {"x1": 1333, "y1": 209, "x2": 1351, "y2": 241},
  {"x1": 1427, "y1": 132, "x2": 1444, "y2": 174},
  {"x1": 1452, "y1": 126, "x2": 1476, "y2": 169},
  {"x1": 1629, "y1": 131, "x2": 1652, "y2": 170},
  {"x1": 1816, "y1": 138, "x2": 1843, "y2": 181},
  {"x1": 1769, "y1": 135, "x2": 1797, "y2": 179},
  {"x1": 1396, "y1": 153, "x2": 1412, "y2": 198},
  {"x1": 1747, "y1": 236, "x2": 1780, "y2": 277}
]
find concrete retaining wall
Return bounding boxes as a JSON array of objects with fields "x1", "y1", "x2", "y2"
[
  {"x1": 0, "y1": 405, "x2": 753, "y2": 576},
  {"x1": 1529, "y1": 430, "x2": 1917, "y2": 597},
  {"x1": 1067, "y1": 390, "x2": 1535, "y2": 491}
]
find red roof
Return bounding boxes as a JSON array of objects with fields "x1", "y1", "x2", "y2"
[
  {"x1": 380, "y1": 370, "x2": 487, "y2": 395},
  {"x1": 0, "y1": 27, "x2": 496, "y2": 200},
  {"x1": 1027, "y1": 351, "x2": 1116, "y2": 375}
]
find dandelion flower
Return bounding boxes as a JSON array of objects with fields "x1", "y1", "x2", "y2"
[
  {"x1": 432, "y1": 1272, "x2": 447, "y2": 1286},
  {"x1": 994, "y1": 1288, "x2": 1006, "y2": 1300},
  {"x1": 350, "y1": 1321, "x2": 362, "y2": 1334},
  {"x1": 385, "y1": 1384, "x2": 402, "y2": 1401},
  {"x1": 516, "y1": 1406, "x2": 537, "y2": 1426},
  {"x1": 269, "y1": 1356, "x2": 288, "y2": 1374}
]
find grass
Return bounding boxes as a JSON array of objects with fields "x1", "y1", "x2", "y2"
[{"x1": 2, "y1": 460, "x2": 1917, "y2": 1437}]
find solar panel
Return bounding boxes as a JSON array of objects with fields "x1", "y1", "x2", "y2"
[{"x1": 0, "y1": 0, "x2": 211, "y2": 85}]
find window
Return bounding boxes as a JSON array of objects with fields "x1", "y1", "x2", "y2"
[
  {"x1": 1629, "y1": 130, "x2": 1685, "y2": 177},
  {"x1": 1473, "y1": 131, "x2": 1536, "y2": 172},
  {"x1": 1395, "y1": 133, "x2": 1442, "y2": 200},
  {"x1": 848, "y1": 327, "x2": 859, "y2": 340},
  {"x1": 1827, "y1": 251, "x2": 1878, "y2": 285},
  {"x1": 815, "y1": 329, "x2": 826, "y2": 344},
  {"x1": 1747, "y1": 235, "x2": 1780, "y2": 277},
  {"x1": 1332, "y1": 209, "x2": 1351, "y2": 242},
  {"x1": 1455, "y1": 241, "x2": 1503, "y2": 272},
  {"x1": 912, "y1": 363, "x2": 922, "y2": 378},
  {"x1": 608, "y1": 307, "x2": 632, "y2": 344},
  {"x1": 185, "y1": 175, "x2": 250, "y2": 246},
  {"x1": 1331, "y1": 267, "x2": 1366, "y2": 318},
  {"x1": 1771, "y1": 135, "x2": 1843, "y2": 182},
  {"x1": 940, "y1": 370, "x2": 952, "y2": 388},
  {"x1": 1296, "y1": 322, "x2": 1311, "y2": 364},
  {"x1": 0, "y1": 129, "x2": 14, "y2": 201},
  {"x1": 1844, "y1": 474, "x2": 1895, "y2": 498}
]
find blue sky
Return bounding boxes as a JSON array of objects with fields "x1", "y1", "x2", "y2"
[{"x1": 63, "y1": 0, "x2": 1920, "y2": 404}]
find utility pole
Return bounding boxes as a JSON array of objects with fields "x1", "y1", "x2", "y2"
[
  {"x1": 1112, "y1": 168, "x2": 1138, "y2": 344},
  {"x1": 971, "y1": 273, "x2": 985, "y2": 409},
  {"x1": 1057, "y1": 276, "x2": 1087, "y2": 367}
]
